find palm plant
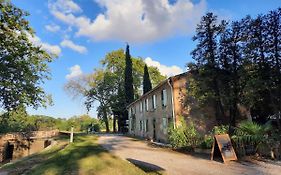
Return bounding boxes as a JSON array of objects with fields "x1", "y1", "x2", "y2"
[{"x1": 232, "y1": 121, "x2": 272, "y2": 153}]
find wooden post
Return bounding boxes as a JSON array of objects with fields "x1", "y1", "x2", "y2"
[{"x1": 70, "y1": 126, "x2": 74, "y2": 143}]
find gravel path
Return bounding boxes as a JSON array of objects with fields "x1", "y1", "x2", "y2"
[{"x1": 98, "y1": 134, "x2": 281, "y2": 175}]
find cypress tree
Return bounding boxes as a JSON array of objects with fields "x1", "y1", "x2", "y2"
[
  {"x1": 143, "y1": 64, "x2": 152, "y2": 94},
  {"x1": 124, "y1": 44, "x2": 134, "y2": 104}
]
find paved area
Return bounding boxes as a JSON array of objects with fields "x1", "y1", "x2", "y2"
[{"x1": 98, "y1": 134, "x2": 281, "y2": 175}]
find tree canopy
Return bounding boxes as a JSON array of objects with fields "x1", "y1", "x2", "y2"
[
  {"x1": 65, "y1": 48, "x2": 166, "y2": 132},
  {"x1": 0, "y1": 1, "x2": 54, "y2": 111},
  {"x1": 188, "y1": 8, "x2": 281, "y2": 132}
]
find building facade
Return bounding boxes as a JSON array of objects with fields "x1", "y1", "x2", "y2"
[{"x1": 127, "y1": 72, "x2": 191, "y2": 143}]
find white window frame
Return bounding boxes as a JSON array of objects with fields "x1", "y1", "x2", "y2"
[
  {"x1": 140, "y1": 101, "x2": 143, "y2": 112},
  {"x1": 162, "y1": 89, "x2": 167, "y2": 107},
  {"x1": 145, "y1": 98, "x2": 149, "y2": 111},
  {"x1": 152, "y1": 94, "x2": 157, "y2": 109},
  {"x1": 162, "y1": 117, "x2": 167, "y2": 134}
]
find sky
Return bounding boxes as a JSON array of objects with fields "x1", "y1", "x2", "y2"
[{"x1": 11, "y1": 0, "x2": 280, "y2": 119}]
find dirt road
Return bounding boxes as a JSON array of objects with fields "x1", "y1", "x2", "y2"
[{"x1": 98, "y1": 134, "x2": 281, "y2": 175}]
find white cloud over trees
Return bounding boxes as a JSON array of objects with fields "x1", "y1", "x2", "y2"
[
  {"x1": 48, "y1": 0, "x2": 206, "y2": 43},
  {"x1": 66, "y1": 65, "x2": 83, "y2": 80},
  {"x1": 144, "y1": 57, "x2": 183, "y2": 76}
]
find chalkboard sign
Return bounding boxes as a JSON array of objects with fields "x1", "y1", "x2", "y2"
[{"x1": 211, "y1": 134, "x2": 237, "y2": 163}]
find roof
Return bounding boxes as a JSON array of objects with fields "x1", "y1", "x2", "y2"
[{"x1": 127, "y1": 72, "x2": 188, "y2": 108}]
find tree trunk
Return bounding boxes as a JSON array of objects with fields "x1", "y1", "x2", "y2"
[
  {"x1": 117, "y1": 113, "x2": 122, "y2": 132},
  {"x1": 213, "y1": 78, "x2": 225, "y2": 124},
  {"x1": 113, "y1": 114, "x2": 117, "y2": 133},
  {"x1": 102, "y1": 107, "x2": 110, "y2": 133}
]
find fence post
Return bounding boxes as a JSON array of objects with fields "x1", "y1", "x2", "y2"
[{"x1": 70, "y1": 126, "x2": 74, "y2": 143}]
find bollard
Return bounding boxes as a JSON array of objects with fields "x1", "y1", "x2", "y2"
[{"x1": 70, "y1": 126, "x2": 74, "y2": 143}]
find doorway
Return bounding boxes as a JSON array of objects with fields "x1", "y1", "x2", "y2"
[
  {"x1": 3, "y1": 142, "x2": 14, "y2": 161},
  {"x1": 153, "y1": 119, "x2": 156, "y2": 141}
]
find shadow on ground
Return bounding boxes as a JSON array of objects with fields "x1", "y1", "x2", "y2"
[{"x1": 127, "y1": 158, "x2": 165, "y2": 175}]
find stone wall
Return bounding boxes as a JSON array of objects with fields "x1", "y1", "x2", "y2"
[{"x1": 0, "y1": 130, "x2": 59, "y2": 162}]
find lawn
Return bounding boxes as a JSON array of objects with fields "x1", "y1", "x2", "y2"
[{"x1": 0, "y1": 135, "x2": 151, "y2": 175}]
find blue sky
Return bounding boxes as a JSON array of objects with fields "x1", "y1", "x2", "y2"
[{"x1": 12, "y1": 0, "x2": 280, "y2": 118}]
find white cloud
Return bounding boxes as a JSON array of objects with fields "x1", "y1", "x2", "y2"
[
  {"x1": 144, "y1": 57, "x2": 183, "y2": 77},
  {"x1": 48, "y1": 0, "x2": 206, "y2": 43},
  {"x1": 66, "y1": 65, "x2": 83, "y2": 80},
  {"x1": 45, "y1": 24, "x2": 61, "y2": 32},
  {"x1": 48, "y1": 0, "x2": 82, "y2": 14},
  {"x1": 27, "y1": 34, "x2": 61, "y2": 56},
  {"x1": 60, "y1": 39, "x2": 87, "y2": 54}
]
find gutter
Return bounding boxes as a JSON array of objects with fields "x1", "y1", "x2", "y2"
[{"x1": 167, "y1": 78, "x2": 176, "y2": 129}]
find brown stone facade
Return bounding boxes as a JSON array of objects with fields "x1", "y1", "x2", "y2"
[{"x1": 127, "y1": 72, "x2": 219, "y2": 143}]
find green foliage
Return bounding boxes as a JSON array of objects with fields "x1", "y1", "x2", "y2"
[
  {"x1": 212, "y1": 125, "x2": 229, "y2": 135},
  {"x1": 124, "y1": 44, "x2": 134, "y2": 104},
  {"x1": 232, "y1": 121, "x2": 272, "y2": 146},
  {"x1": 168, "y1": 121, "x2": 188, "y2": 148},
  {"x1": 0, "y1": 106, "x2": 29, "y2": 133},
  {"x1": 0, "y1": 1, "x2": 54, "y2": 111},
  {"x1": 143, "y1": 64, "x2": 152, "y2": 94},
  {"x1": 189, "y1": 8, "x2": 281, "y2": 128},
  {"x1": 168, "y1": 117, "x2": 202, "y2": 149},
  {"x1": 199, "y1": 135, "x2": 213, "y2": 149},
  {"x1": 0, "y1": 109, "x2": 102, "y2": 133},
  {"x1": 65, "y1": 47, "x2": 165, "y2": 132},
  {"x1": 185, "y1": 121, "x2": 202, "y2": 148}
]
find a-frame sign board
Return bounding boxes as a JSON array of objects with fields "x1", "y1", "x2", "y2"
[{"x1": 211, "y1": 134, "x2": 237, "y2": 163}]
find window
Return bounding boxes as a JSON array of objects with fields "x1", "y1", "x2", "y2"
[
  {"x1": 161, "y1": 89, "x2": 167, "y2": 107},
  {"x1": 152, "y1": 95, "x2": 157, "y2": 109},
  {"x1": 162, "y1": 117, "x2": 167, "y2": 129},
  {"x1": 131, "y1": 116, "x2": 136, "y2": 131},
  {"x1": 146, "y1": 119, "x2": 149, "y2": 132},
  {"x1": 145, "y1": 98, "x2": 149, "y2": 111},
  {"x1": 162, "y1": 117, "x2": 167, "y2": 134},
  {"x1": 139, "y1": 121, "x2": 142, "y2": 131},
  {"x1": 140, "y1": 101, "x2": 143, "y2": 112}
]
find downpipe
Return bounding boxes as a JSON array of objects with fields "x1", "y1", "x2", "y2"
[{"x1": 168, "y1": 78, "x2": 176, "y2": 129}]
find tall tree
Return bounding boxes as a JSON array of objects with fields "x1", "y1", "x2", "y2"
[
  {"x1": 190, "y1": 13, "x2": 225, "y2": 124},
  {"x1": 123, "y1": 44, "x2": 134, "y2": 132},
  {"x1": 65, "y1": 49, "x2": 165, "y2": 132},
  {"x1": 0, "y1": 1, "x2": 54, "y2": 111},
  {"x1": 266, "y1": 9, "x2": 281, "y2": 115},
  {"x1": 218, "y1": 20, "x2": 244, "y2": 131},
  {"x1": 124, "y1": 44, "x2": 134, "y2": 104},
  {"x1": 243, "y1": 14, "x2": 274, "y2": 123},
  {"x1": 84, "y1": 70, "x2": 116, "y2": 132},
  {"x1": 143, "y1": 64, "x2": 152, "y2": 94}
]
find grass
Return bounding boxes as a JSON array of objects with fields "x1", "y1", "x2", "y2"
[{"x1": 1, "y1": 135, "x2": 159, "y2": 175}]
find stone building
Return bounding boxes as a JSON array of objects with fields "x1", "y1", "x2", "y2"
[{"x1": 127, "y1": 72, "x2": 215, "y2": 143}]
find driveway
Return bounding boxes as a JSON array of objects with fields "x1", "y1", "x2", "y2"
[{"x1": 98, "y1": 134, "x2": 281, "y2": 175}]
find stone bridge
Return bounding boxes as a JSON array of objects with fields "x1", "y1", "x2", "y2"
[{"x1": 0, "y1": 130, "x2": 59, "y2": 162}]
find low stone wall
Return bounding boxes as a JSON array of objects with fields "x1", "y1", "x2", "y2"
[{"x1": 0, "y1": 130, "x2": 59, "y2": 162}]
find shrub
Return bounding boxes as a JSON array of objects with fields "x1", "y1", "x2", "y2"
[
  {"x1": 93, "y1": 123, "x2": 101, "y2": 132},
  {"x1": 199, "y1": 135, "x2": 214, "y2": 149},
  {"x1": 212, "y1": 125, "x2": 228, "y2": 135},
  {"x1": 168, "y1": 121, "x2": 188, "y2": 148},
  {"x1": 232, "y1": 120, "x2": 272, "y2": 154},
  {"x1": 185, "y1": 121, "x2": 202, "y2": 148},
  {"x1": 168, "y1": 116, "x2": 202, "y2": 149}
]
